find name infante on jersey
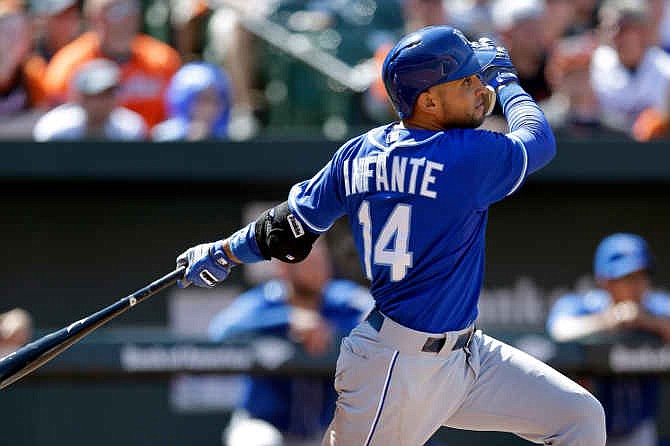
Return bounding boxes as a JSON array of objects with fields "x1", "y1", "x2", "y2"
[{"x1": 343, "y1": 153, "x2": 444, "y2": 199}]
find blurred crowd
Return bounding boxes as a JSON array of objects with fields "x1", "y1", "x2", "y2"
[{"x1": 1, "y1": 0, "x2": 670, "y2": 141}]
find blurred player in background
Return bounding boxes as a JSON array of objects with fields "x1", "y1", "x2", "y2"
[
  {"x1": 176, "y1": 25, "x2": 606, "y2": 446},
  {"x1": 43, "y1": 0, "x2": 181, "y2": 127},
  {"x1": 547, "y1": 233, "x2": 670, "y2": 446},
  {"x1": 152, "y1": 62, "x2": 232, "y2": 141},
  {"x1": 34, "y1": 58, "x2": 147, "y2": 140},
  {"x1": 208, "y1": 240, "x2": 373, "y2": 446}
]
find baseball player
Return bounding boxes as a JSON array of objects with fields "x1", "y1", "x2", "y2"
[
  {"x1": 547, "y1": 233, "x2": 670, "y2": 446},
  {"x1": 176, "y1": 26, "x2": 606, "y2": 445}
]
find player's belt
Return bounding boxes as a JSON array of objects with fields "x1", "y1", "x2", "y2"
[{"x1": 365, "y1": 308, "x2": 474, "y2": 354}]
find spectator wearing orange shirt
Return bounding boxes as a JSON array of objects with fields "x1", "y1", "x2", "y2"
[
  {"x1": 24, "y1": 0, "x2": 82, "y2": 108},
  {"x1": 43, "y1": 0, "x2": 181, "y2": 128}
]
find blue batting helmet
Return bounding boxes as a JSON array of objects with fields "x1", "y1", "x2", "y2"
[
  {"x1": 593, "y1": 233, "x2": 655, "y2": 280},
  {"x1": 382, "y1": 25, "x2": 495, "y2": 118}
]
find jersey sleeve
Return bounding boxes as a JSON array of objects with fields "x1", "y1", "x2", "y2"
[
  {"x1": 287, "y1": 152, "x2": 347, "y2": 234},
  {"x1": 465, "y1": 129, "x2": 528, "y2": 208},
  {"x1": 645, "y1": 292, "x2": 670, "y2": 317},
  {"x1": 208, "y1": 288, "x2": 288, "y2": 341},
  {"x1": 545, "y1": 294, "x2": 587, "y2": 333}
]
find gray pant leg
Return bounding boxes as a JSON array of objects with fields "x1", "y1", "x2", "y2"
[
  {"x1": 323, "y1": 323, "x2": 475, "y2": 446},
  {"x1": 445, "y1": 332, "x2": 606, "y2": 446}
]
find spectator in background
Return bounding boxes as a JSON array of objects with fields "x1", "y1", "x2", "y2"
[
  {"x1": 362, "y1": 41, "x2": 395, "y2": 122},
  {"x1": 206, "y1": 1, "x2": 277, "y2": 140},
  {"x1": 656, "y1": 0, "x2": 670, "y2": 51},
  {"x1": 0, "y1": 308, "x2": 32, "y2": 357},
  {"x1": 33, "y1": 58, "x2": 147, "y2": 140},
  {"x1": 547, "y1": 233, "x2": 670, "y2": 446},
  {"x1": 445, "y1": 0, "x2": 495, "y2": 40},
  {"x1": 24, "y1": 0, "x2": 82, "y2": 107},
  {"x1": 565, "y1": 0, "x2": 601, "y2": 36},
  {"x1": 543, "y1": 33, "x2": 603, "y2": 136},
  {"x1": 363, "y1": 0, "x2": 449, "y2": 123},
  {"x1": 43, "y1": 0, "x2": 181, "y2": 128},
  {"x1": 0, "y1": 0, "x2": 50, "y2": 139},
  {"x1": 208, "y1": 240, "x2": 373, "y2": 446},
  {"x1": 542, "y1": 0, "x2": 575, "y2": 46},
  {"x1": 169, "y1": 0, "x2": 210, "y2": 62},
  {"x1": 490, "y1": 0, "x2": 552, "y2": 103},
  {"x1": 152, "y1": 62, "x2": 232, "y2": 141},
  {"x1": 31, "y1": 0, "x2": 81, "y2": 60},
  {"x1": 401, "y1": 0, "x2": 447, "y2": 34},
  {"x1": 591, "y1": 0, "x2": 670, "y2": 141},
  {"x1": 0, "y1": 0, "x2": 38, "y2": 115}
]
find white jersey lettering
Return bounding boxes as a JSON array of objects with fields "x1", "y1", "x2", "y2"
[{"x1": 420, "y1": 161, "x2": 444, "y2": 198}]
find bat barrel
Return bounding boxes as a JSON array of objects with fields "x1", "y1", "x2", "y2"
[{"x1": 0, "y1": 266, "x2": 185, "y2": 390}]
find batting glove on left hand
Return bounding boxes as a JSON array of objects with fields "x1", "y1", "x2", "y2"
[
  {"x1": 176, "y1": 240, "x2": 232, "y2": 288},
  {"x1": 471, "y1": 38, "x2": 519, "y2": 91}
]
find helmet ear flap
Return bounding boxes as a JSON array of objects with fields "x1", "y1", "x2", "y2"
[{"x1": 483, "y1": 85, "x2": 496, "y2": 116}]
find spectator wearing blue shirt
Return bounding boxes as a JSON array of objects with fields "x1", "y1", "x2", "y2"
[
  {"x1": 547, "y1": 233, "x2": 670, "y2": 446},
  {"x1": 208, "y1": 241, "x2": 373, "y2": 446},
  {"x1": 152, "y1": 62, "x2": 232, "y2": 142}
]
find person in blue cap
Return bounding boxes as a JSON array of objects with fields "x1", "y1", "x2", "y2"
[
  {"x1": 152, "y1": 62, "x2": 232, "y2": 141},
  {"x1": 547, "y1": 233, "x2": 670, "y2": 446}
]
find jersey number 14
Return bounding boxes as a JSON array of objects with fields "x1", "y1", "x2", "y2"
[{"x1": 358, "y1": 201, "x2": 413, "y2": 282}]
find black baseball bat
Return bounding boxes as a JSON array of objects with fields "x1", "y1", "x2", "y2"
[{"x1": 0, "y1": 266, "x2": 185, "y2": 390}]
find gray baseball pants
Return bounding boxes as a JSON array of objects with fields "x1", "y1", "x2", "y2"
[{"x1": 322, "y1": 310, "x2": 606, "y2": 446}]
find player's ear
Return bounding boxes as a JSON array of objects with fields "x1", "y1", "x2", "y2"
[{"x1": 416, "y1": 90, "x2": 438, "y2": 115}]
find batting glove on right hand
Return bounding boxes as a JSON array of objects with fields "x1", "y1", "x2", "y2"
[
  {"x1": 471, "y1": 38, "x2": 519, "y2": 91},
  {"x1": 176, "y1": 240, "x2": 232, "y2": 288}
]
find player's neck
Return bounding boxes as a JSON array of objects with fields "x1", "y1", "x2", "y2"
[{"x1": 401, "y1": 117, "x2": 444, "y2": 131}]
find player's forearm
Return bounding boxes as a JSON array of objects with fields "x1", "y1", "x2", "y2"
[
  {"x1": 498, "y1": 83, "x2": 556, "y2": 174},
  {"x1": 548, "y1": 314, "x2": 614, "y2": 342},
  {"x1": 224, "y1": 222, "x2": 267, "y2": 264}
]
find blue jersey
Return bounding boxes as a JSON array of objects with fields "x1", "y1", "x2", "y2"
[
  {"x1": 547, "y1": 289, "x2": 670, "y2": 437},
  {"x1": 285, "y1": 84, "x2": 555, "y2": 332},
  {"x1": 208, "y1": 279, "x2": 372, "y2": 437}
]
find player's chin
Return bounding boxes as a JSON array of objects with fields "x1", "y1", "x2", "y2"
[{"x1": 464, "y1": 112, "x2": 486, "y2": 129}]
